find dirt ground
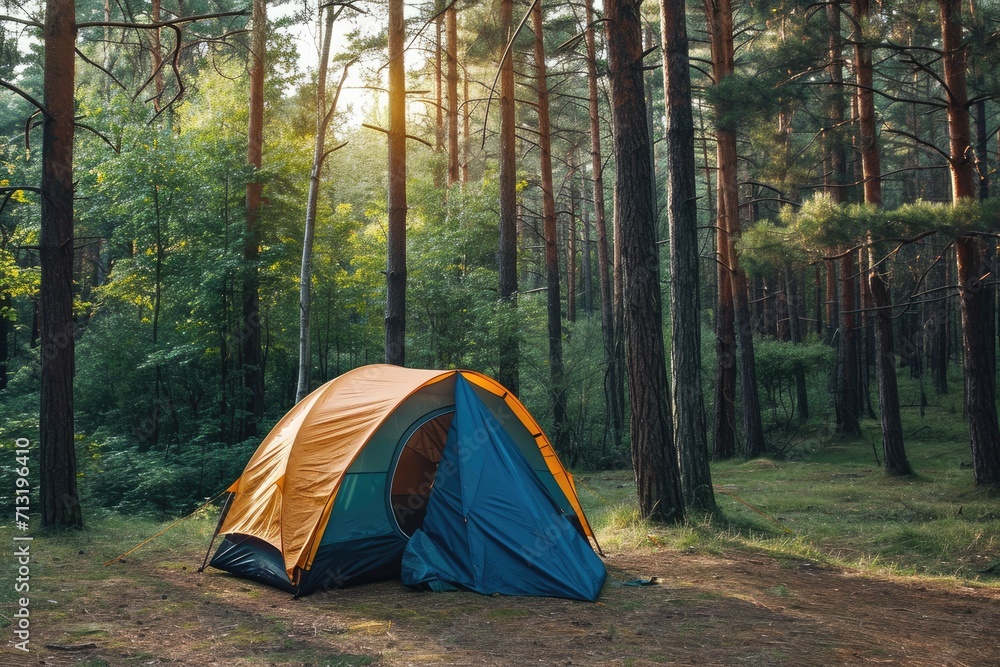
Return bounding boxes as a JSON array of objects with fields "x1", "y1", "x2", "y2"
[{"x1": 13, "y1": 544, "x2": 1000, "y2": 667}]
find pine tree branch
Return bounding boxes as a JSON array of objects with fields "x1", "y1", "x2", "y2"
[
  {"x1": 881, "y1": 128, "x2": 951, "y2": 162},
  {"x1": 319, "y1": 141, "x2": 348, "y2": 166},
  {"x1": 75, "y1": 48, "x2": 128, "y2": 92},
  {"x1": 0, "y1": 15, "x2": 41, "y2": 28},
  {"x1": 75, "y1": 123, "x2": 120, "y2": 153},
  {"x1": 482, "y1": 0, "x2": 540, "y2": 149},
  {"x1": 0, "y1": 79, "x2": 47, "y2": 116},
  {"x1": 0, "y1": 186, "x2": 42, "y2": 193},
  {"x1": 362, "y1": 124, "x2": 433, "y2": 147},
  {"x1": 76, "y1": 10, "x2": 248, "y2": 29}
]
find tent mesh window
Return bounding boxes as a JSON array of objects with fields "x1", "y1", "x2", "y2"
[{"x1": 390, "y1": 410, "x2": 454, "y2": 536}]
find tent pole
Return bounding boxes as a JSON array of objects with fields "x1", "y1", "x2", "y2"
[{"x1": 198, "y1": 492, "x2": 235, "y2": 573}]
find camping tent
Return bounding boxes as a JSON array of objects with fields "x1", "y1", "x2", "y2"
[{"x1": 207, "y1": 365, "x2": 606, "y2": 601}]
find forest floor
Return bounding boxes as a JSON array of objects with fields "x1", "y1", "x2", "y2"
[
  {"x1": 8, "y1": 408, "x2": 1000, "y2": 666},
  {"x1": 7, "y1": 525, "x2": 1000, "y2": 667}
]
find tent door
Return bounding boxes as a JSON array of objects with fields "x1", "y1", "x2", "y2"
[{"x1": 388, "y1": 407, "x2": 455, "y2": 537}]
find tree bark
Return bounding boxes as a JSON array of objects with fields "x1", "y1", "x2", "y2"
[
  {"x1": 497, "y1": 0, "x2": 519, "y2": 395},
  {"x1": 825, "y1": 2, "x2": 848, "y2": 204},
  {"x1": 956, "y1": 235, "x2": 1000, "y2": 485},
  {"x1": 605, "y1": 0, "x2": 684, "y2": 522},
  {"x1": 434, "y1": 15, "x2": 444, "y2": 185},
  {"x1": 853, "y1": 0, "x2": 909, "y2": 469},
  {"x1": 532, "y1": 1, "x2": 569, "y2": 453},
  {"x1": 836, "y1": 252, "x2": 862, "y2": 436},
  {"x1": 974, "y1": 99, "x2": 988, "y2": 200},
  {"x1": 0, "y1": 295, "x2": 10, "y2": 390},
  {"x1": 814, "y1": 264, "x2": 823, "y2": 337},
  {"x1": 707, "y1": 0, "x2": 736, "y2": 462},
  {"x1": 241, "y1": 0, "x2": 267, "y2": 437},
  {"x1": 661, "y1": 0, "x2": 714, "y2": 512},
  {"x1": 151, "y1": 0, "x2": 164, "y2": 111},
  {"x1": 40, "y1": 0, "x2": 82, "y2": 527},
  {"x1": 446, "y1": 5, "x2": 459, "y2": 185},
  {"x1": 584, "y1": 0, "x2": 623, "y2": 452},
  {"x1": 148, "y1": 186, "x2": 165, "y2": 451},
  {"x1": 852, "y1": 0, "x2": 880, "y2": 206},
  {"x1": 386, "y1": 0, "x2": 407, "y2": 366},
  {"x1": 930, "y1": 244, "x2": 950, "y2": 394},
  {"x1": 705, "y1": 0, "x2": 766, "y2": 458},
  {"x1": 869, "y1": 243, "x2": 912, "y2": 475},
  {"x1": 941, "y1": 0, "x2": 974, "y2": 202},
  {"x1": 297, "y1": 8, "x2": 339, "y2": 402},
  {"x1": 825, "y1": 259, "x2": 838, "y2": 345},
  {"x1": 462, "y1": 69, "x2": 470, "y2": 184},
  {"x1": 859, "y1": 248, "x2": 876, "y2": 419},
  {"x1": 643, "y1": 24, "x2": 658, "y2": 233},
  {"x1": 582, "y1": 202, "x2": 594, "y2": 314},
  {"x1": 567, "y1": 164, "x2": 578, "y2": 324},
  {"x1": 941, "y1": 0, "x2": 1000, "y2": 485},
  {"x1": 785, "y1": 266, "x2": 809, "y2": 420}
]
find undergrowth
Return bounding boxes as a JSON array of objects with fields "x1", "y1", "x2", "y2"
[{"x1": 580, "y1": 404, "x2": 1000, "y2": 584}]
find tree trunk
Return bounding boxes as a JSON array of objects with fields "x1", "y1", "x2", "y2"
[
  {"x1": 660, "y1": 0, "x2": 714, "y2": 512},
  {"x1": 497, "y1": 0, "x2": 519, "y2": 394},
  {"x1": 825, "y1": 259, "x2": 838, "y2": 345},
  {"x1": 297, "y1": 7, "x2": 337, "y2": 402},
  {"x1": 386, "y1": 0, "x2": 407, "y2": 366},
  {"x1": 40, "y1": 0, "x2": 82, "y2": 528},
  {"x1": 532, "y1": 1, "x2": 569, "y2": 453},
  {"x1": 825, "y1": 2, "x2": 848, "y2": 203},
  {"x1": 814, "y1": 264, "x2": 823, "y2": 337},
  {"x1": 826, "y1": 0, "x2": 859, "y2": 437},
  {"x1": 729, "y1": 204, "x2": 767, "y2": 458},
  {"x1": 446, "y1": 5, "x2": 459, "y2": 186},
  {"x1": 462, "y1": 69, "x2": 470, "y2": 184},
  {"x1": 148, "y1": 186, "x2": 165, "y2": 451},
  {"x1": 712, "y1": 248, "x2": 737, "y2": 460},
  {"x1": 612, "y1": 146, "x2": 626, "y2": 452},
  {"x1": 853, "y1": 0, "x2": 909, "y2": 468},
  {"x1": 930, "y1": 243, "x2": 950, "y2": 394},
  {"x1": 785, "y1": 267, "x2": 809, "y2": 421},
  {"x1": 643, "y1": 24, "x2": 658, "y2": 234},
  {"x1": 975, "y1": 98, "x2": 989, "y2": 201},
  {"x1": 859, "y1": 247, "x2": 876, "y2": 418},
  {"x1": 0, "y1": 295, "x2": 10, "y2": 390},
  {"x1": 582, "y1": 203, "x2": 594, "y2": 315},
  {"x1": 869, "y1": 243, "x2": 912, "y2": 475},
  {"x1": 941, "y1": 0, "x2": 974, "y2": 203},
  {"x1": 436, "y1": 15, "x2": 443, "y2": 152},
  {"x1": 941, "y1": 0, "x2": 1000, "y2": 485},
  {"x1": 605, "y1": 0, "x2": 684, "y2": 522},
  {"x1": 151, "y1": 0, "x2": 164, "y2": 111},
  {"x1": 241, "y1": 0, "x2": 267, "y2": 437},
  {"x1": 852, "y1": 0, "x2": 880, "y2": 206},
  {"x1": 956, "y1": 235, "x2": 1000, "y2": 485},
  {"x1": 706, "y1": 0, "x2": 766, "y2": 459},
  {"x1": 567, "y1": 165, "x2": 578, "y2": 324},
  {"x1": 836, "y1": 252, "x2": 862, "y2": 436},
  {"x1": 584, "y1": 0, "x2": 623, "y2": 451},
  {"x1": 434, "y1": 15, "x2": 444, "y2": 185},
  {"x1": 707, "y1": 1, "x2": 736, "y2": 462},
  {"x1": 220, "y1": 277, "x2": 231, "y2": 443}
]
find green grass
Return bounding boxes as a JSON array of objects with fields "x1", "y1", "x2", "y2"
[
  {"x1": 586, "y1": 404, "x2": 1000, "y2": 583},
  {"x1": 0, "y1": 508, "x2": 221, "y2": 610},
  {"x1": 1, "y1": 399, "x2": 996, "y2": 629}
]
